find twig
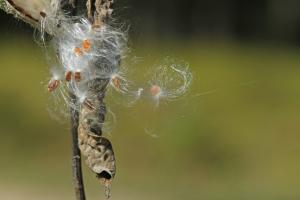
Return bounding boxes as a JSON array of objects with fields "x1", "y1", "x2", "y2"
[
  {"x1": 68, "y1": 1, "x2": 87, "y2": 200},
  {"x1": 70, "y1": 92, "x2": 86, "y2": 200}
]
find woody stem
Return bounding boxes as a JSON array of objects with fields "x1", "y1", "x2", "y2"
[{"x1": 68, "y1": 0, "x2": 87, "y2": 200}]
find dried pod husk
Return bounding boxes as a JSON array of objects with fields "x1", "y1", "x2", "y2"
[
  {"x1": 78, "y1": 78, "x2": 116, "y2": 185},
  {"x1": 0, "y1": 0, "x2": 62, "y2": 35},
  {"x1": 78, "y1": 128, "x2": 116, "y2": 184},
  {"x1": 87, "y1": 0, "x2": 114, "y2": 27}
]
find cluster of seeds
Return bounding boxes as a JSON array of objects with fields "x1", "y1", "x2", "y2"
[{"x1": 46, "y1": 18, "x2": 192, "y2": 110}]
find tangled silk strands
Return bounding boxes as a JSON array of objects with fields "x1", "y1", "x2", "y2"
[{"x1": 0, "y1": 0, "x2": 193, "y2": 197}]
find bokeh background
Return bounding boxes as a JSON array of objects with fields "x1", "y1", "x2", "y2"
[{"x1": 1, "y1": 0, "x2": 300, "y2": 199}]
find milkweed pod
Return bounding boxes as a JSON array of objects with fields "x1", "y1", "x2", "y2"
[{"x1": 78, "y1": 125, "x2": 116, "y2": 186}]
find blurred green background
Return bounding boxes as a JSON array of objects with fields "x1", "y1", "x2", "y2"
[{"x1": 1, "y1": 1, "x2": 300, "y2": 200}]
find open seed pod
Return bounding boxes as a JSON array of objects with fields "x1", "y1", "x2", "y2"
[
  {"x1": 78, "y1": 125, "x2": 116, "y2": 185},
  {"x1": 0, "y1": 0, "x2": 63, "y2": 35},
  {"x1": 78, "y1": 91, "x2": 116, "y2": 185}
]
